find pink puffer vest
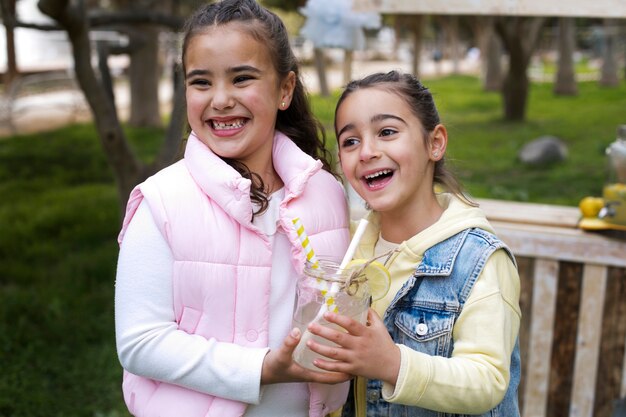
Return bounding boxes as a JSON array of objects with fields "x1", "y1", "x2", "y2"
[{"x1": 118, "y1": 132, "x2": 350, "y2": 417}]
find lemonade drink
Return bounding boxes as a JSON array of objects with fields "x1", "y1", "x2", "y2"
[
  {"x1": 602, "y1": 183, "x2": 626, "y2": 225},
  {"x1": 291, "y1": 259, "x2": 370, "y2": 371}
]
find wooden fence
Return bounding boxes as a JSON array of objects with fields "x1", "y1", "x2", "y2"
[{"x1": 479, "y1": 199, "x2": 626, "y2": 417}]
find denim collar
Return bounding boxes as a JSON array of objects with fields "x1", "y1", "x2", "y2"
[{"x1": 414, "y1": 229, "x2": 470, "y2": 277}]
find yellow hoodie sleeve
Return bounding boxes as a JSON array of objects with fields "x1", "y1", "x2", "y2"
[{"x1": 381, "y1": 250, "x2": 521, "y2": 414}]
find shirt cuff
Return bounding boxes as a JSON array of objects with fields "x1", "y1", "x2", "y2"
[
  {"x1": 381, "y1": 344, "x2": 407, "y2": 400},
  {"x1": 244, "y1": 347, "x2": 271, "y2": 404},
  {"x1": 382, "y1": 344, "x2": 431, "y2": 404}
]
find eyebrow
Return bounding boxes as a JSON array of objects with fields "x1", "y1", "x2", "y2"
[
  {"x1": 185, "y1": 65, "x2": 262, "y2": 80},
  {"x1": 337, "y1": 113, "x2": 407, "y2": 138}
]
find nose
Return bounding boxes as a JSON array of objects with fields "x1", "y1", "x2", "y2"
[
  {"x1": 211, "y1": 84, "x2": 235, "y2": 110},
  {"x1": 359, "y1": 137, "x2": 381, "y2": 161}
]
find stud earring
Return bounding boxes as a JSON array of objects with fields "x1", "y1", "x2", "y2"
[
  {"x1": 281, "y1": 101, "x2": 286, "y2": 109},
  {"x1": 433, "y1": 151, "x2": 440, "y2": 158}
]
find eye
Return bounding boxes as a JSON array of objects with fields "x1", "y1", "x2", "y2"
[
  {"x1": 379, "y1": 128, "x2": 397, "y2": 137},
  {"x1": 234, "y1": 74, "x2": 255, "y2": 84},
  {"x1": 340, "y1": 136, "x2": 360, "y2": 149},
  {"x1": 188, "y1": 78, "x2": 210, "y2": 88}
]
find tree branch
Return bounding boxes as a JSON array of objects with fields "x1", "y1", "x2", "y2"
[
  {"x1": 155, "y1": 65, "x2": 187, "y2": 168},
  {"x1": 14, "y1": 10, "x2": 184, "y2": 31},
  {"x1": 37, "y1": 0, "x2": 69, "y2": 22},
  {"x1": 88, "y1": 10, "x2": 184, "y2": 30}
]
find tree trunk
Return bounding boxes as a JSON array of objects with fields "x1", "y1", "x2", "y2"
[
  {"x1": 343, "y1": 49, "x2": 353, "y2": 86},
  {"x1": 554, "y1": 17, "x2": 578, "y2": 96},
  {"x1": 484, "y1": 31, "x2": 503, "y2": 91},
  {"x1": 313, "y1": 48, "x2": 329, "y2": 97},
  {"x1": 470, "y1": 16, "x2": 502, "y2": 92},
  {"x1": 600, "y1": 18, "x2": 619, "y2": 87},
  {"x1": 442, "y1": 16, "x2": 461, "y2": 75},
  {"x1": 128, "y1": 25, "x2": 162, "y2": 127},
  {"x1": 502, "y1": 49, "x2": 528, "y2": 121},
  {"x1": 409, "y1": 15, "x2": 424, "y2": 77},
  {"x1": 495, "y1": 16, "x2": 547, "y2": 121},
  {"x1": 1, "y1": 0, "x2": 18, "y2": 86},
  {"x1": 37, "y1": 0, "x2": 186, "y2": 211}
]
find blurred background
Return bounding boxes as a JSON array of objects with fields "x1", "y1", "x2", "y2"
[{"x1": 0, "y1": 0, "x2": 625, "y2": 416}]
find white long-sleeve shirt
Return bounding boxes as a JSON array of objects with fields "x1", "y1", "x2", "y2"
[{"x1": 115, "y1": 189, "x2": 310, "y2": 416}]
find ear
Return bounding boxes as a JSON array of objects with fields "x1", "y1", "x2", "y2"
[
  {"x1": 430, "y1": 124, "x2": 448, "y2": 161},
  {"x1": 279, "y1": 71, "x2": 296, "y2": 110}
]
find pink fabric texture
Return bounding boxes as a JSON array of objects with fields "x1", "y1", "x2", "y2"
[{"x1": 118, "y1": 132, "x2": 350, "y2": 417}]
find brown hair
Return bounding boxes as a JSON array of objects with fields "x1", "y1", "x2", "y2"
[{"x1": 182, "y1": 0, "x2": 333, "y2": 215}]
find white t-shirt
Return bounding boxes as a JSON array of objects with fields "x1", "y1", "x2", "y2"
[{"x1": 115, "y1": 188, "x2": 309, "y2": 416}]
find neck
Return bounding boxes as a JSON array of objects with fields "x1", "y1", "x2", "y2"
[
  {"x1": 256, "y1": 164, "x2": 283, "y2": 194},
  {"x1": 379, "y1": 195, "x2": 443, "y2": 243}
]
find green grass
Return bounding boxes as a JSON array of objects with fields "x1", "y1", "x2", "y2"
[
  {"x1": 0, "y1": 124, "x2": 155, "y2": 417},
  {"x1": 1, "y1": 75, "x2": 624, "y2": 415}
]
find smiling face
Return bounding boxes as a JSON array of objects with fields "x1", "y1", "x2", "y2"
[
  {"x1": 336, "y1": 87, "x2": 445, "y2": 221},
  {"x1": 184, "y1": 22, "x2": 295, "y2": 174}
]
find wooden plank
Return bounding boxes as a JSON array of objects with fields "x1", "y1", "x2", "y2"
[
  {"x1": 569, "y1": 265, "x2": 608, "y2": 417},
  {"x1": 547, "y1": 262, "x2": 581, "y2": 417},
  {"x1": 623, "y1": 337, "x2": 626, "y2": 399},
  {"x1": 353, "y1": 0, "x2": 626, "y2": 17},
  {"x1": 479, "y1": 198, "x2": 580, "y2": 229},
  {"x1": 517, "y1": 257, "x2": 534, "y2": 417},
  {"x1": 594, "y1": 267, "x2": 626, "y2": 417},
  {"x1": 491, "y1": 221, "x2": 626, "y2": 268},
  {"x1": 523, "y1": 259, "x2": 559, "y2": 417}
]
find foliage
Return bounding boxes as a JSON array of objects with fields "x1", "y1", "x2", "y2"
[
  {"x1": 262, "y1": 0, "x2": 306, "y2": 12},
  {"x1": 0, "y1": 124, "x2": 156, "y2": 417},
  {"x1": 0, "y1": 75, "x2": 624, "y2": 415}
]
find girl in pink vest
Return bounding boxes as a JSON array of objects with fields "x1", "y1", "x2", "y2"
[{"x1": 115, "y1": 1, "x2": 351, "y2": 416}]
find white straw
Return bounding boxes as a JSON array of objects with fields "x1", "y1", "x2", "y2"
[
  {"x1": 339, "y1": 218, "x2": 369, "y2": 270},
  {"x1": 306, "y1": 219, "x2": 369, "y2": 325}
]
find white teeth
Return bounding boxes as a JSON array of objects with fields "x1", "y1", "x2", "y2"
[
  {"x1": 364, "y1": 169, "x2": 392, "y2": 180},
  {"x1": 212, "y1": 119, "x2": 245, "y2": 130}
]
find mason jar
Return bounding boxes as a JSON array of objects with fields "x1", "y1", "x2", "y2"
[
  {"x1": 601, "y1": 125, "x2": 626, "y2": 226},
  {"x1": 291, "y1": 258, "x2": 370, "y2": 371}
]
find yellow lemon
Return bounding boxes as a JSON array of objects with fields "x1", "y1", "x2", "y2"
[
  {"x1": 578, "y1": 196, "x2": 604, "y2": 218},
  {"x1": 345, "y1": 259, "x2": 391, "y2": 301}
]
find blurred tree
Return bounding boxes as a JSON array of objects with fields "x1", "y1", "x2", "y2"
[
  {"x1": 262, "y1": 0, "x2": 305, "y2": 11},
  {"x1": 0, "y1": 0, "x2": 18, "y2": 87},
  {"x1": 554, "y1": 17, "x2": 577, "y2": 96},
  {"x1": 469, "y1": 16, "x2": 503, "y2": 92},
  {"x1": 435, "y1": 15, "x2": 461, "y2": 75},
  {"x1": 36, "y1": 0, "x2": 187, "y2": 211},
  {"x1": 395, "y1": 14, "x2": 424, "y2": 77},
  {"x1": 495, "y1": 16, "x2": 547, "y2": 121},
  {"x1": 599, "y1": 18, "x2": 619, "y2": 87},
  {"x1": 113, "y1": 0, "x2": 167, "y2": 128}
]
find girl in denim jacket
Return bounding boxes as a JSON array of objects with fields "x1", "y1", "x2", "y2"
[{"x1": 307, "y1": 71, "x2": 522, "y2": 417}]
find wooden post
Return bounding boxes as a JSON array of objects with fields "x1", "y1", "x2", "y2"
[
  {"x1": 523, "y1": 259, "x2": 559, "y2": 417},
  {"x1": 569, "y1": 264, "x2": 607, "y2": 417}
]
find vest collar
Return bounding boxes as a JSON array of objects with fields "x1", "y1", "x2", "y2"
[{"x1": 184, "y1": 131, "x2": 321, "y2": 227}]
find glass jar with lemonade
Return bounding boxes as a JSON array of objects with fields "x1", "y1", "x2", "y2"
[{"x1": 600, "y1": 125, "x2": 626, "y2": 226}]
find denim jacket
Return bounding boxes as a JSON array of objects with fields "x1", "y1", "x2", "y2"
[{"x1": 343, "y1": 228, "x2": 521, "y2": 417}]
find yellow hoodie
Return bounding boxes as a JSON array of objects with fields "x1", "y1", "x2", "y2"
[{"x1": 352, "y1": 194, "x2": 521, "y2": 414}]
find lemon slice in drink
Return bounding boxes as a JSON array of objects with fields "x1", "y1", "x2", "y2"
[{"x1": 345, "y1": 259, "x2": 391, "y2": 301}]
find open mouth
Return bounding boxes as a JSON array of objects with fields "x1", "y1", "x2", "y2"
[
  {"x1": 210, "y1": 118, "x2": 247, "y2": 130},
  {"x1": 363, "y1": 169, "x2": 394, "y2": 188}
]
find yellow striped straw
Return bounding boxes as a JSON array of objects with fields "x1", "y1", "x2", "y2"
[
  {"x1": 292, "y1": 217, "x2": 319, "y2": 269},
  {"x1": 291, "y1": 217, "x2": 337, "y2": 312}
]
